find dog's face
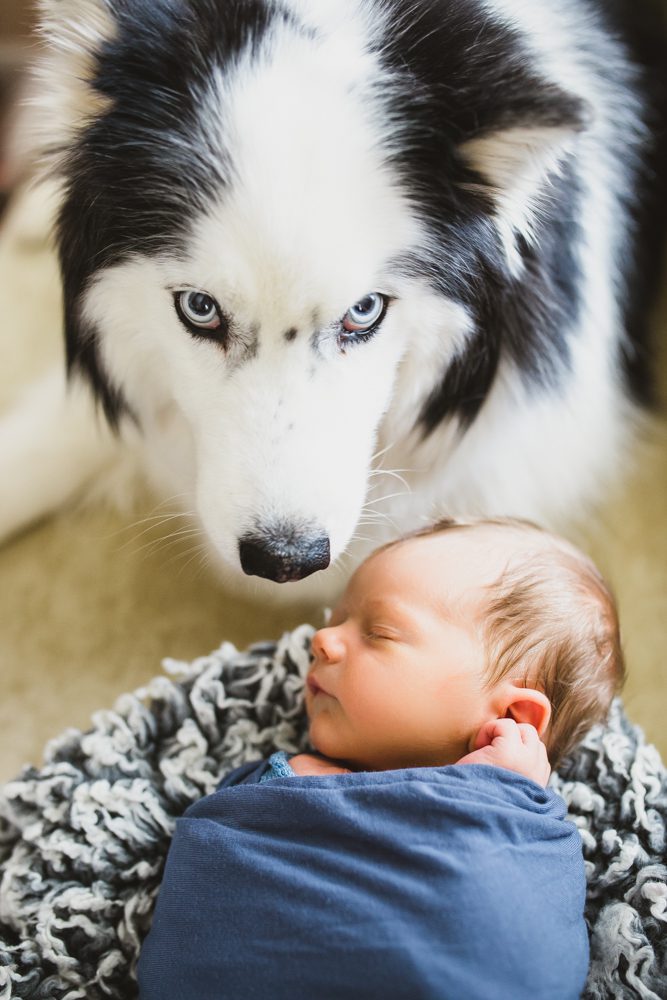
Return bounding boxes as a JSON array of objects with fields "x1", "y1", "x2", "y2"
[{"x1": 37, "y1": 0, "x2": 587, "y2": 585}]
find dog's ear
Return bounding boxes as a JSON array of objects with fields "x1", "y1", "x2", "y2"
[
  {"x1": 459, "y1": 92, "x2": 591, "y2": 273},
  {"x1": 32, "y1": 0, "x2": 118, "y2": 165},
  {"x1": 38, "y1": 0, "x2": 117, "y2": 61}
]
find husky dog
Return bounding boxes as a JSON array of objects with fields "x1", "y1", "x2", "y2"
[{"x1": 0, "y1": 0, "x2": 663, "y2": 597}]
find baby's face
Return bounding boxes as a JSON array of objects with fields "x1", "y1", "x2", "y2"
[{"x1": 306, "y1": 529, "x2": 515, "y2": 770}]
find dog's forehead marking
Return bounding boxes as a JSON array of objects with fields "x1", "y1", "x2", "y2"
[{"x1": 193, "y1": 16, "x2": 422, "y2": 320}]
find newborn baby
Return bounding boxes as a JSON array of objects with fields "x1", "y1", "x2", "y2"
[{"x1": 138, "y1": 518, "x2": 624, "y2": 1000}]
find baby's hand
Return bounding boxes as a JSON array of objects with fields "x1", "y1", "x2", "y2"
[{"x1": 457, "y1": 719, "x2": 551, "y2": 786}]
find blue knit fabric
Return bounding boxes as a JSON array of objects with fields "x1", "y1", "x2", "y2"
[{"x1": 258, "y1": 750, "x2": 295, "y2": 782}]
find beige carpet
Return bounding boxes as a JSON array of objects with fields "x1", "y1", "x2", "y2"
[{"x1": 0, "y1": 184, "x2": 665, "y2": 783}]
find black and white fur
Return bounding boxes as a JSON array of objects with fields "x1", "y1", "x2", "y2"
[{"x1": 0, "y1": 0, "x2": 664, "y2": 598}]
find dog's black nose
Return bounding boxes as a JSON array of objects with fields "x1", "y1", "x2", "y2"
[{"x1": 239, "y1": 529, "x2": 331, "y2": 583}]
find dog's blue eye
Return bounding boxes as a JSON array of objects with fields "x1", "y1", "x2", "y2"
[
  {"x1": 175, "y1": 290, "x2": 226, "y2": 337},
  {"x1": 342, "y1": 293, "x2": 387, "y2": 335}
]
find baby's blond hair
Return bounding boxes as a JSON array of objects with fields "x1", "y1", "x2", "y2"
[{"x1": 380, "y1": 517, "x2": 624, "y2": 767}]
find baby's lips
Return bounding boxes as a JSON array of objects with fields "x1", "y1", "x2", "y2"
[
  {"x1": 306, "y1": 673, "x2": 319, "y2": 695},
  {"x1": 307, "y1": 673, "x2": 329, "y2": 697}
]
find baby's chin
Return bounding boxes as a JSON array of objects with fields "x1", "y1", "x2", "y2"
[
  {"x1": 308, "y1": 720, "x2": 461, "y2": 771},
  {"x1": 307, "y1": 716, "x2": 353, "y2": 764}
]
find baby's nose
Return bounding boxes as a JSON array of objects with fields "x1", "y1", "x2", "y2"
[{"x1": 311, "y1": 626, "x2": 345, "y2": 663}]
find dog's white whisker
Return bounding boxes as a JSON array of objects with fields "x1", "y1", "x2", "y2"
[
  {"x1": 367, "y1": 467, "x2": 412, "y2": 478},
  {"x1": 358, "y1": 506, "x2": 391, "y2": 518},
  {"x1": 170, "y1": 541, "x2": 211, "y2": 579},
  {"x1": 366, "y1": 471, "x2": 412, "y2": 494},
  {"x1": 124, "y1": 511, "x2": 194, "y2": 534},
  {"x1": 128, "y1": 526, "x2": 204, "y2": 560},
  {"x1": 363, "y1": 490, "x2": 412, "y2": 507},
  {"x1": 115, "y1": 514, "x2": 198, "y2": 552},
  {"x1": 369, "y1": 440, "x2": 396, "y2": 464}
]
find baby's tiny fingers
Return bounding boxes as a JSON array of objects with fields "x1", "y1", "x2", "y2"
[
  {"x1": 517, "y1": 723, "x2": 541, "y2": 744},
  {"x1": 471, "y1": 719, "x2": 500, "y2": 750},
  {"x1": 489, "y1": 718, "x2": 524, "y2": 745},
  {"x1": 472, "y1": 717, "x2": 518, "y2": 750}
]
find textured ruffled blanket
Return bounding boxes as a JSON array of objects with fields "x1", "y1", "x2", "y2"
[{"x1": 0, "y1": 626, "x2": 666, "y2": 999}]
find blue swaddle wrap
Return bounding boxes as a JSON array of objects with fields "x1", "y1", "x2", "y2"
[{"x1": 138, "y1": 763, "x2": 588, "y2": 1000}]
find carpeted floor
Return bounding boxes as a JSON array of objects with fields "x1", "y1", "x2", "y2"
[{"x1": 0, "y1": 177, "x2": 665, "y2": 784}]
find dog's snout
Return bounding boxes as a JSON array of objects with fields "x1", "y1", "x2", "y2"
[{"x1": 239, "y1": 528, "x2": 331, "y2": 583}]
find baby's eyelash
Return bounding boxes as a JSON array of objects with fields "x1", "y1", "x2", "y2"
[{"x1": 365, "y1": 629, "x2": 395, "y2": 642}]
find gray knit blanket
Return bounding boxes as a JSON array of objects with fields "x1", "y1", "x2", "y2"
[{"x1": 0, "y1": 626, "x2": 665, "y2": 999}]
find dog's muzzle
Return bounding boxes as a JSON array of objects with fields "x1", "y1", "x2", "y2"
[{"x1": 239, "y1": 525, "x2": 331, "y2": 583}]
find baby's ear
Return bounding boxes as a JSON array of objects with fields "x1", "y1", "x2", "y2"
[{"x1": 503, "y1": 686, "x2": 551, "y2": 737}]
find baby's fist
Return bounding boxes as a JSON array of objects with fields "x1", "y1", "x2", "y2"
[{"x1": 457, "y1": 718, "x2": 551, "y2": 786}]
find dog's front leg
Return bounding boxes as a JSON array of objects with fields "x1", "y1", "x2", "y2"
[{"x1": 0, "y1": 364, "x2": 123, "y2": 543}]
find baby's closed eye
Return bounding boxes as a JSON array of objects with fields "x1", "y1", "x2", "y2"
[{"x1": 364, "y1": 625, "x2": 401, "y2": 642}]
